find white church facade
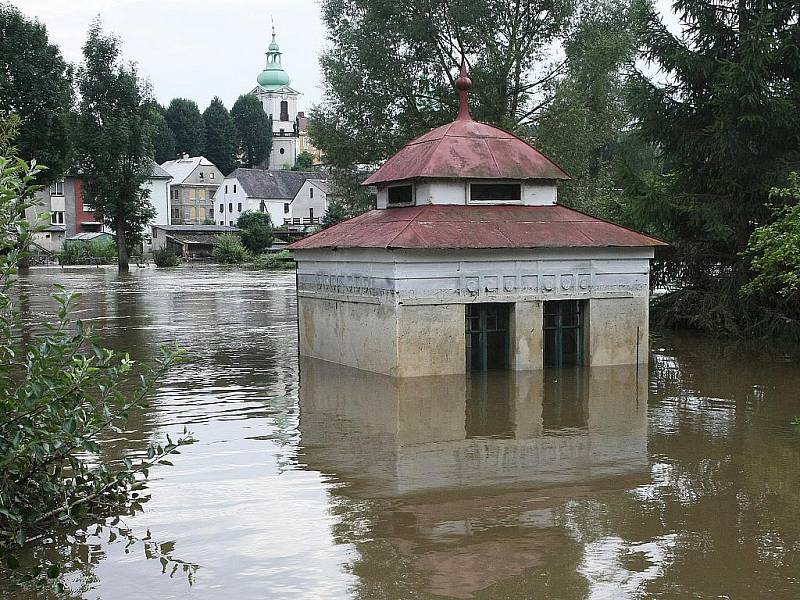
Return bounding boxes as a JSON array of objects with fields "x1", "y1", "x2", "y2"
[{"x1": 249, "y1": 28, "x2": 300, "y2": 169}]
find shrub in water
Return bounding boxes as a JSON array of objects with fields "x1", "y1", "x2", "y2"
[
  {"x1": 212, "y1": 233, "x2": 250, "y2": 264},
  {"x1": 246, "y1": 250, "x2": 295, "y2": 270},
  {"x1": 153, "y1": 247, "x2": 179, "y2": 267},
  {"x1": 59, "y1": 239, "x2": 116, "y2": 265}
]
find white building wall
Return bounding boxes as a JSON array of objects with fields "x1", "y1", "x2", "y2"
[
  {"x1": 146, "y1": 178, "x2": 171, "y2": 226},
  {"x1": 290, "y1": 180, "x2": 328, "y2": 224},
  {"x1": 376, "y1": 179, "x2": 558, "y2": 208},
  {"x1": 214, "y1": 178, "x2": 254, "y2": 226}
]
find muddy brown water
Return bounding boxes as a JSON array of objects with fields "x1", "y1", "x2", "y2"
[{"x1": 4, "y1": 265, "x2": 800, "y2": 599}]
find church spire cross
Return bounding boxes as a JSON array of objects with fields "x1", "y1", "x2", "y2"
[{"x1": 455, "y1": 59, "x2": 472, "y2": 121}]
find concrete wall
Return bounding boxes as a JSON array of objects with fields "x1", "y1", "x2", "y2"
[
  {"x1": 587, "y1": 297, "x2": 649, "y2": 366},
  {"x1": 294, "y1": 247, "x2": 653, "y2": 375}
]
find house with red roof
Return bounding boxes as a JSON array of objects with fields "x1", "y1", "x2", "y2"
[{"x1": 288, "y1": 65, "x2": 665, "y2": 377}]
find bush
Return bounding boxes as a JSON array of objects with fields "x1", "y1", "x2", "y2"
[
  {"x1": 212, "y1": 233, "x2": 250, "y2": 264},
  {"x1": 59, "y1": 238, "x2": 116, "y2": 265},
  {"x1": 236, "y1": 210, "x2": 274, "y2": 254},
  {"x1": 0, "y1": 122, "x2": 194, "y2": 592},
  {"x1": 246, "y1": 250, "x2": 295, "y2": 270},
  {"x1": 153, "y1": 247, "x2": 179, "y2": 268}
]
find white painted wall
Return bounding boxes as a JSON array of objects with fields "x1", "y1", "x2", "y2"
[
  {"x1": 376, "y1": 178, "x2": 558, "y2": 208},
  {"x1": 290, "y1": 180, "x2": 329, "y2": 223},
  {"x1": 146, "y1": 178, "x2": 171, "y2": 226}
]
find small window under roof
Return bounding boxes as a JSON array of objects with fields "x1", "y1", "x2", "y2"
[
  {"x1": 387, "y1": 184, "x2": 413, "y2": 206},
  {"x1": 470, "y1": 183, "x2": 521, "y2": 202}
]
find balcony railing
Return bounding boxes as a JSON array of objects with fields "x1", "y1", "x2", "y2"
[{"x1": 284, "y1": 217, "x2": 320, "y2": 226}]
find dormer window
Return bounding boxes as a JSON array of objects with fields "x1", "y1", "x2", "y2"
[
  {"x1": 469, "y1": 182, "x2": 521, "y2": 203},
  {"x1": 387, "y1": 184, "x2": 414, "y2": 206}
]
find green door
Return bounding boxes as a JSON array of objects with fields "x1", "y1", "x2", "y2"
[
  {"x1": 466, "y1": 303, "x2": 510, "y2": 371},
  {"x1": 544, "y1": 300, "x2": 585, "y2": 367}
]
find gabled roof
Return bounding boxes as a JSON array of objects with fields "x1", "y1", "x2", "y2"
[
  {"x1": 160, "y1": 156, "x2": 218, "y2": 184},
  {"x1": 228, "y1": 168, "x2": 320, "y2": 200},
  {"x1": 288, "y1": 205, "x2": 666, "y2": 251},
  {"x1": 361, "y1": 119, "x2": 570, "y2": 186},
  {"x1": 149, "y1": 161, "x2": 172, "y2": 180}
]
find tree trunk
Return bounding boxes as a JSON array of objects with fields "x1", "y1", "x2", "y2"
[{"x1": 116, "y1": 215, "x2": 129, "y2": 272}]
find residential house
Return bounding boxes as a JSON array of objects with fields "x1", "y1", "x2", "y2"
[
  {"x1": 160, "y1": 155, "x2": 223, "y2": 225},
  {"x1": 286, "y1": 178, "x2": 332, "y2": 228},
  {"x1": 297, "y1": 112, "x2": 323, "y2": 165},
  {"x1": 213, "y1": 168, "x2": 323, "y2": 228}
]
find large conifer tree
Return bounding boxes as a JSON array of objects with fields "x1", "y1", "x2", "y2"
[
  {"x1": 203, "y1": 97, "x2": 237, "y2": 175},
  {"x1": 165, "y1": 98, "x2": 205, "y2": 157},
  {"x1": 231, "y1": 95, "x2": 272, "y2": 168}
]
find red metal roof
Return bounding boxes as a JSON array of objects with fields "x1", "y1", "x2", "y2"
[
  {"x1": 288, "y1": 205, "x2": 666, "y2": 251},
  {"x1": 361, "y1": 120, "x2": 570, "y2": 186}
]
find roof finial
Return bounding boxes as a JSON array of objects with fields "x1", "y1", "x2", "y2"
[{"x1": 455, "y1": 59, "x2": 472, "y2": 121}]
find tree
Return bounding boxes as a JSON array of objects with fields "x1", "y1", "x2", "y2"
[
  {"x1": 309, "y1": 0, "x2": 577, "y2": 169},
  {"x1": 742, "y1": 174, "x2": 800, "y2": 299},
  {"x1": 165, "y1": 98, "x2": 205, "y2": 157},
  {"x1": 623, "y1": 0, "x2": 800, "y2": 334},
  {"x1": 231, "y1": 95, "x2": 272, "y2": 168},
  {"x1": 0, "y1": 3, "x2": 73, "y2": 185},
  {"x1": 321, "y1": 200, "x2": 349, "y2": 228},
  {"x1": 292, "y1": 151, "x2": 317, "y2": 171},
  {"x1": 236, "y1": 210, "x2": 274, "y2": 253},
  {"x1": 203, "y1": 97, "x2": 237, "y2": 175},
  {"x1": 0, "y1": 116, "x2": 192, "y2": 592},
  {"x1": 74, "y1": 20, "x2": 157, "y2": 272},
  {"x1": 147, "y1": 102, "x2": 176, "y2": 164}
]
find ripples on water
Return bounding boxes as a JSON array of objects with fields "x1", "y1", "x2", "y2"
[{"x1": 5, "y1": 265, "x2": 800, "y2": 599}]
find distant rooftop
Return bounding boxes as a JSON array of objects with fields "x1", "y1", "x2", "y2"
[
  {"x1": 160, "y1": 156, "x2": 218, "y2": 184},
  {"x1": 150, "y1": 161, "x2": 172, "y2": 179},
  {"x1": 227, "y1": 168, "x2": 324, "y2": 200},
  {"x1": 152, "y1": 225, "x2": 238, "y2": 232}
]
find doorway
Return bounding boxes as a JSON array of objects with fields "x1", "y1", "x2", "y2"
[
  {"x1": 544, "y1": 300, "x2": 585, "y2": 367},
  {"x1": 466, "y1": 303, "x2": 510, "y2": 371}
]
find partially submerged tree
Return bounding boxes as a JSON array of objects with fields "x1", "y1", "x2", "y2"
[
  {"x1": 231, "y1": 94, "x2": 272, "y2": 168},
  {"x1": 0, "y1": 3, "x2": 73, "y2": 184},
  {"x1": 165, "y1": 98, "x2": 205, "y2": 157},
  {"x1": 236, "y1": 210, "x2": 274, "y2": 254},
  {"x1": 74, "y1": 20, "x2": 156, "y2": 272},
  {"x1": 203, "y1": 97, "x2": 237, "y2": 175}
]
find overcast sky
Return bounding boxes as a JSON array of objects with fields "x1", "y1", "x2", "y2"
[
  {"x1": 14, "y1": 0, "x2": 328, "y2": 113},
  {"x1": 13, "y1": 0, "x2": 679, "y2": 115}
]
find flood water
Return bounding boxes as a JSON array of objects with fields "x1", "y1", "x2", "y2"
[{"x1": 5, "y1": 265, "x2": 800, "y2": 599}]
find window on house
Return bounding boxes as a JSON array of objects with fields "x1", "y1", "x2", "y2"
[
  {"x1": 284, "y1": 203, "x2": 289, "y2": 213},
  {"x1": 199, "y1": 172, "x2": 204, "y2": 179},
  {"x1": 228, "y1": 203, "x2": 233, "y2": 212},
  {"x1": 50, "y1": 180, "x2": 64, "y2": 196},
  {"x1": 466, "y1": 303, "x2": 510, "y2": 371},
  {"x1": 220, "y1": 221, "x2": 224, "y2": 226},
  {"x1": 387, "y1": 184, "x2": 413, "y2": 206},
  {"x1": 279, "y1": 148, "x2": 285, "y2": 155},
  {"x1": 229, "y1": 221, "x2": 234, "y2": 227},
  {"x1": 280, "y1": 100, "x2": 289, "y2": 121},
  {"x1": 310, "y1": 187, "x2": 314, "y2": 198},
  {"x1": 209, "y1": 208, "x2": 214, "y2": 217},
  {"x1": 225, "y1": 185, "x2": 228, "y2": 193},
  {"x1": 51, "y1": 211, "x2": 64, "y2": 225},
  {"x1": 233, "y1": 184, "x2": 236, "y2": 193},
  {"x1": 219, "y1": 203, "x2": 224, "y2": 213},
  {"x1": 83, "y1": 200, "x2": 94, "y2": 212},
  {"x1": 470, "y1": 183, "x2": 521, "y2": 202},
  {"x1": 544, "y1": 300, "x2": 586, "y2": 367},
  {"x1": 237, "y1": 202, "x2": 242, "y2": 212},
  {"x1": 210, "y1": 173, "x2": 215, "y2": 180}
]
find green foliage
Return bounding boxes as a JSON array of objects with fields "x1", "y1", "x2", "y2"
[
  {"x1": 310, "y1": 0, "x2": 576, "y2": 168},
  {"x1": 246, "y1": 250, "x2": 294, "y2": 270},
  {"x1": 742, "y1": 174, "x2": 800, "y2": 298},
  {"x1": 231, "y1": 95, "x2": 272, "y2": 168},
  {"x1": 0, "y1": 121, "x2": 194, "y2": 592},
  {"x1": 321, "y1": 200, "x2": 349, "y2": 228},
  {"x1": 328, "y1": 169, "x2": 376, "y2": 218},
  {"x1": 147, "y1": 102, "x2": 176, "y2": 164},
  {"x1": 0, "y1": 3, "x2": 74, "y2": 185},
  {"x1": 212, "y1": 233, "x2": 251, "y2": 264},
  {"x1": 236, "y1": 210, "x2": 274, "y2": 254},
  {"x1": 74, "y1": 19, "x2": 157, "y2": 272},
  {"x1": 203, "y1": 97, "x2": 237, "y2": 175},
  {"x1": 153, "y1": 247, "x2": 179, "y2": 268},
  {"x1": 165, "y1": 98, "x2": 205, "y2": 157},
  {"x1": 59, "y1": 238, "x2": 117, "y2": 265},
  {"x1": 292, "y1": 151, "x2": 317, "y2": 171}
]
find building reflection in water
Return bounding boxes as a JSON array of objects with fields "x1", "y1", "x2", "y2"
[{"x1": 298, "y1": 359, "x2": 648, "y2": 598}]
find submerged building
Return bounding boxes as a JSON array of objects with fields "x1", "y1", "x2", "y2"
[{"x1": 288, "y1": 65, "x2": 664, "y2": 376}]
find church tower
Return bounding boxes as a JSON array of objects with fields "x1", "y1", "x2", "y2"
[{"x1": 251, "y1": 26, "x2": 300, "y2": 169}]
